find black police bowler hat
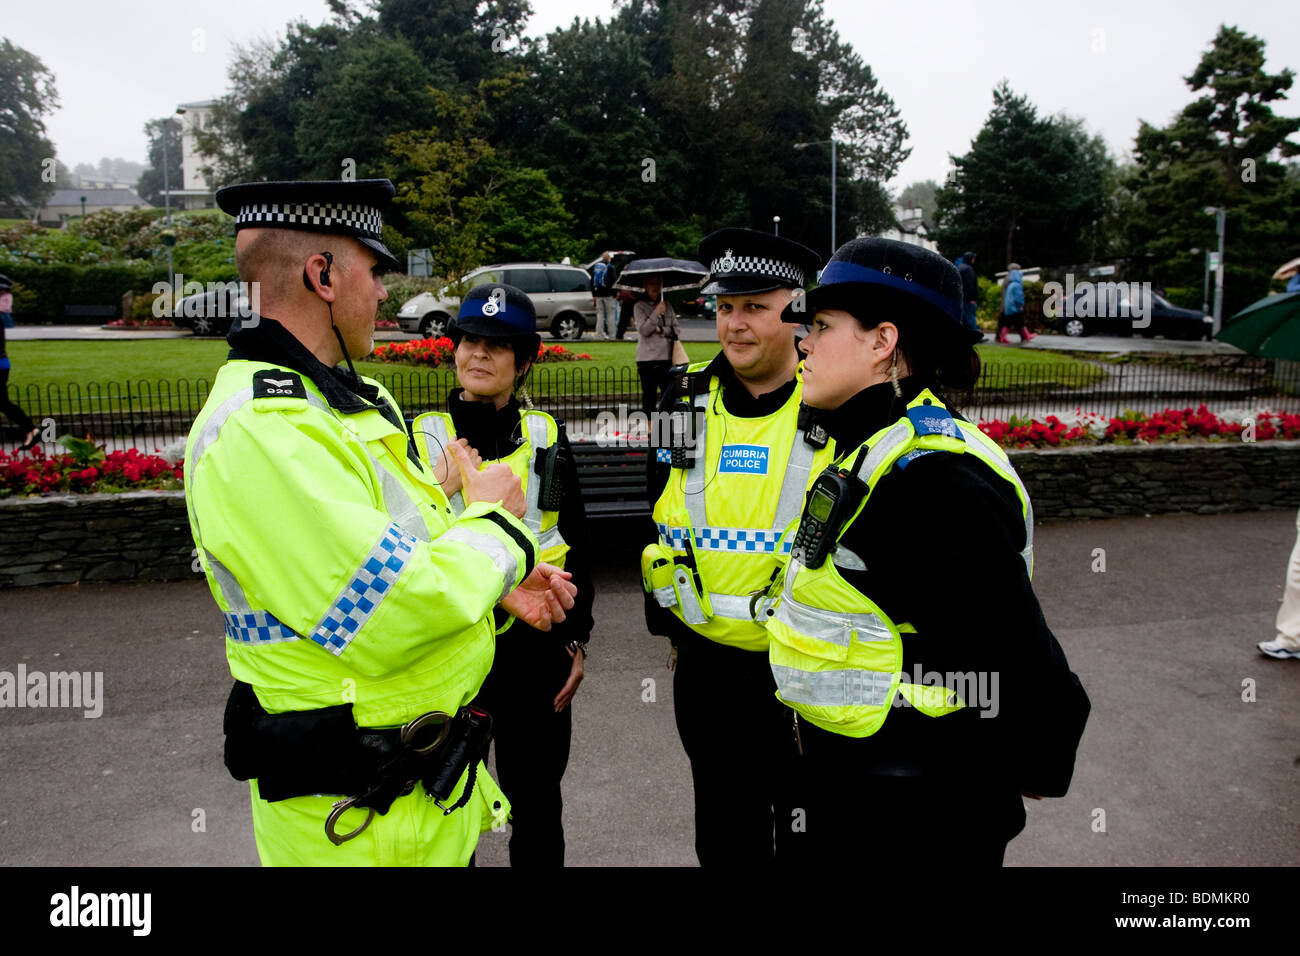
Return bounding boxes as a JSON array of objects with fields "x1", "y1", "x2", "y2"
[
  {"x1": 698, "y1": 227, "x2": 823, "y2": 296},
  {"x1": 783, "y1": 237, "x2": 983, "y2": 346},
  {"x1": 215, "y1": 179, "x2": 400, "y2": 272},
  {"x1": 449, "y1": 283, "x2": 541, "y2": 352}
]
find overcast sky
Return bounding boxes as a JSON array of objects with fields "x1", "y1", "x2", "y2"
[{"x1": 7, "y1": 0, "x2": 1299, "y2": 193}]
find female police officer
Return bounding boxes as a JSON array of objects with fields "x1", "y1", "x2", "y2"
[
  {"x1": 759, "y1": 238, "x2": 1089, "y2": 864},
  {"x1": 413, "y1": 283, "x2": 594, "y2": 866}
]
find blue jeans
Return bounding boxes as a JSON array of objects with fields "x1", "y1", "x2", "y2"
[{"x1": 963, "y1": 302, "x2": 978, "y2": 332}]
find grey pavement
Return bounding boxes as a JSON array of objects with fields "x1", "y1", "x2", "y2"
[{"x1": 2, "y1": 508, "x2": 1298, "y2": 867}]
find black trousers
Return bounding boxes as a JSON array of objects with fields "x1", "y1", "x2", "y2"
[
  {"x1": 616, "y1": 299, "x2": 633, "y2": 339},
  {"x1": 672, "y1": 632, "x2": 798, "y2": 865},
  {"x1": 637, "y1": 360, "x2": 671, "y2": 419},
  {"x1": 783, "y1": 719, "x2": 1024, "y2": 867},
  {"x1": 473, "y1": 629, "x2": 573, "y2": 866},
  {"x1": 0, "y1": 367, "x2": 35, "y2": 435}
]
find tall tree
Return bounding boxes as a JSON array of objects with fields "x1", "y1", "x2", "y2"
[
  {"x1": 933, "y1": 81, "x2": 1113, "y2": 271},
  {"x1": 135, "y1": 117, "x2": 183, "y2": 208},
  {"x1": 1123, "y1": 25, "x2": 1300, "y2": 315},
  {"x1": 0, "y1": 38, "x2": 60, "y2": 211},
  {"x1": 896, "y1": 179, "x2": 939, "y2": 223}
]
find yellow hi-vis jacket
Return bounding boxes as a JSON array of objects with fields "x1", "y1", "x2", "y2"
[
  {"x1": 762, "y1": 388, "x2": 1034, "y2": 737},
  {"x1": 643, "y1": 362, "x2": 836, "y2": 652},
  {"x1": 184, "y1": 360, "x2": 537, "y2": 865},
  {"x1": 412, "y1": 408, "x2": 569, "y2": 568}
]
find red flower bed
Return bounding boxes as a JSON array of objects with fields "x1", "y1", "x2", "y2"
[
  {"x1": 1, "y1": 447, "x2": 183, "y2": 498},
  {"x1": 977, "y1": 406, "x2": 1300, "y2": 449},
  {"x1": 371, "y1": 337, "x2": 592, "y2": 367}
]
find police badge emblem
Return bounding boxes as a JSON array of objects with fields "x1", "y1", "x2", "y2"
[{"x1": 719, "y1": 249, "x2": 735, "y2": 273}]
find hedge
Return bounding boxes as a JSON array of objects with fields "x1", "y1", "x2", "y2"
[{"x1": 0, "y1": 260, "x2": 165, "y2": 318}]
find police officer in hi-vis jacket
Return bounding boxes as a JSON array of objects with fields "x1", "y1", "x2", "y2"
[{"x1": 643, "y1": 227, "x2": 830, "y2": 864}]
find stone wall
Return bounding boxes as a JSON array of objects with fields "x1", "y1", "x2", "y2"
[
  {"x1": 1008, "y1": 439, "x2": 1300, "y2": 519},
  {"x1": 2, "y1": 440, "x2": 1299, "y2": 587},
  {"x1": 0, "y1": 491, "x2": 194, "y2": 588}
]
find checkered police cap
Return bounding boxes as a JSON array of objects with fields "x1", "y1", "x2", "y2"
[
  {"x1": 216, "y1": 179, "x2": 400, "y2": 271},
  {"x1": 698, "y1": 227, "x2": 823, "y2": 296}
]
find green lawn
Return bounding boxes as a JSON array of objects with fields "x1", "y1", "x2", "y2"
[{"x1": 3, "y1": 336, "x2": 1099, "y2": 412}]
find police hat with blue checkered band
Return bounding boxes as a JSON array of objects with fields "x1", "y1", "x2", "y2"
[
  {"x1": 782, "y1": 237, "x2": 983, "y2": 347},
  {"x1": 215, "y1": 179, "x2": 400, "y2": 272},
  {"x1": 449, "y1": 283, "x2": 541, "y2": 351},
  {"x1": 698, "y1": 228, "x2": 822, "y2": 296}
]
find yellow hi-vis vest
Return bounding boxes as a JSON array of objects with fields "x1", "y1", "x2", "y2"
[
  {"x1": 763, "y1": 388, "x2": 1034, "y2": 737},
  {"x1": 643, "y1": 363, "x2": 837, "y2": 652},
  {"x1": 412, "y1": 408, "x2": 569, "y2": 568},
  {"x1": 185, "y1": 360, "x2": 534, "y2": 861}
]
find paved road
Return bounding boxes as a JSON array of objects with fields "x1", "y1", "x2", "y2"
[{"x1": 1, "y1": 509, "x2": 1297, "y2": 867}]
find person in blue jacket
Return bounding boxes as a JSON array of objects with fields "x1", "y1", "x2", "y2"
[{"x1": 998, "y1": 264, "x2": 1035, "y2": 344}]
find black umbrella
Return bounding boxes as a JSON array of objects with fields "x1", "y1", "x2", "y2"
[{"x1": 613, "y1": 257, "x2": 709, "y2": 294}]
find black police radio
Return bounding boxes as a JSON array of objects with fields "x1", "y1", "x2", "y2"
[{"x1": 790, "y1": 466, "x2": 866, "y2": 569}]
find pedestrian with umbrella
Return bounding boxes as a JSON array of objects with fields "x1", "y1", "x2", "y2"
[
  {"x1": 1216, "y1": 289, "x2": 1300, "y2": 660},
  {"x1": 616, "y1": 257, "x2": 708, "y2": 418},
  {"x1": 0, "y1": 274, "x2": 40, "y2": 451}
]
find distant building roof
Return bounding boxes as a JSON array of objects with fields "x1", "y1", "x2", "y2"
[
  {"x1": 46, "y1": 187, "x2": 149, "y2": 207},
  {"x1": 178, "y1": 99, "x2": 218, "y2": 110}
]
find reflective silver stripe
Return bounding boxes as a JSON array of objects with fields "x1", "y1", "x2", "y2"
[
  {"x1": 672, "y1": 566, "x2": 708, "y2": 625},
  {"x1": 207, "y1": 552, "x2": 251, "y2": 614},
  {"x1": 959, "y1": 436, "x2": 1034, "y2": 577},
  {"x1": 706, "y1": 592, "x2": 756, "y2": 620},
  {"x1": 310, "y1": 523, "x2": 417, "y2": 656},
  {"x1": 833, "y1": 545, "x2": 867, "y2": 572},
  {"x1": 682, "y1": 393, "x2": 710, "y2": 531},
  {"x1": 652, "y1": 585, "x2": 677, "y2": 608},
  {"x1": 522, "y1": 414, "x2": 551, "y2": 535},
  {"x1": 416, "y1": 415, "x2": 453, "y2": 478},
  {"x1": 773, "y1": 430, "x2": 818, "y2": 531},
  {"x1": 360, "y1": 447, "x2": 430, "y2": 542},
  {"x1": 439, "y1": 525, "x2": 520, "y2": 603},
  {"x1": 852, "y1": 420, "x2": 911, "y2": 485},
  {"x1": 773, "y1": 590, "x2": 893, "y2": 646},
  {"x1": 190, "y1": 385, "x2": 330, "y2": 469},
  {"x1": 537, "y1": 525, "x2": 566, "y2": 554},
  {"x1": 771, "y1": 664, "x2": 894, "y2": 708}
]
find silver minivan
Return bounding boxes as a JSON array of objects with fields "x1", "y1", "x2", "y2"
[{"x1": 396, "y1": 262, "x2": 597, "y2": 340}]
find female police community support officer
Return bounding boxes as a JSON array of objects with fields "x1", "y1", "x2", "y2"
[
  {"x1": 760, "y1": 238, "x2": 1090, "y2": 865},
  {"x1": 644, "y1": 228, "x2": 830, "y2": 864},
  {"x1": 413, "y1": 284, "x2": 594, "y2": 867},
  {"x1": 187, "y1": 179, "x2": 576, "y2": 866}
]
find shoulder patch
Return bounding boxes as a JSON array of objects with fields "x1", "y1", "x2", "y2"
[{"x1": 253, "y1": 370, "x2": 307, "y2": 400}]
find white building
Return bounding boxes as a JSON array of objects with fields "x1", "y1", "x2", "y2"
[
  {"x1": 34, "y1": 187, "x2": 152, "y2": 227},
  {"x1": 167, "y1": 100, "x2": 220, "y2": 210},
  {"x1": 874, "y1": 206, "x2": 939, "y2": 253}
]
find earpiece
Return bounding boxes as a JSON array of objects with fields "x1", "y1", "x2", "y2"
[{"x1": 302, "y1": 251, "x2": 335, "y2": 291}]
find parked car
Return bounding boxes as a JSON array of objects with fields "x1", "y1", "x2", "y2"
[
  {"x1": 396, "y1": 262, "x2": 597, "y2": 340},
  {"x1": 675, "y1": 293, "x2": 716, "y2": 318},
  {"x1": 172, "y1": 285, "x2": 250, "y2": 337},
  {"x1": 1061, "y1": 288, "x2": 1212, "y2": 340}
]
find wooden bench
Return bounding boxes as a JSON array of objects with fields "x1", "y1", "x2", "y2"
[
  {"x1": 570, "y1": 439, "x2": 651, "y2": 519},
  {"x1": 62, "y1": 304, "x2": 119, "y2": 321}
]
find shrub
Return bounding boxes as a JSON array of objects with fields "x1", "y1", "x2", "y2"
[
  {"x1": 370, "y1": 337, "x2": 593, "y2": 367},
  {"x1": 0, "y1": 445, "x2": 183, "y2": 498},
  {"x1": 0, "y1": 261, "x2": 164, "y2": 316}
]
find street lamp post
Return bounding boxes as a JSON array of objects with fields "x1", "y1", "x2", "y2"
[
  {"x1": 1204, "y1": 206, "x2": 1226, "y2": 334},
  {"x1": 79, "y1": 196, "x2": 86, "y2": 220},
  {"x1": 794, "y1": 138, "x2": 838, "y2": 257},
  {"x1": 163, "y1": 108, "x2": 186, "y2": 294},
  {"x1": 773, "y1": 216, "x2": 780, "y2": 236}
]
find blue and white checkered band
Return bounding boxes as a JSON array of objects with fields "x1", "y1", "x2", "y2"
[
  {"x1": 709, "y1": 253, "x2": 804, "y2": 286},
  {"x1": 235, "y1": 202, "x2": 384, "y2": 240},
  {"x1": 657, "y1": 523, "x2": 794, "y2": 554}
]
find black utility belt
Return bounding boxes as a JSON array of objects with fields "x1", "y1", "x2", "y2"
[{"x1": 222, "y1": 680, "x2": 493, "y2": 845}]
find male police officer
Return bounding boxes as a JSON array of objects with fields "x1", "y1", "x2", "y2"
[
  {"x1": 185, "y1": 179, "x2": 575, "y2": 866},
  {"x1": 643, "y1": 227, "x2": 831, "y2": 864}
]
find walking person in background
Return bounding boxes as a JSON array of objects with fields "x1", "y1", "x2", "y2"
[
  {"x1": 634, "y1": 275, "x2": 679, "y2": 418},
  {"x1": 592, "y1": 252, "x2": 618, "y2": 340},
  {"x1": 1259, "y1": 508, "x2": 1300, "y2": 660},
  {"x1": 0, "y1": 276, "x2": 40, "y2": 451},
  {"x1": 998, "y1": 263, "x2": 1035, "y2": 344}
]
